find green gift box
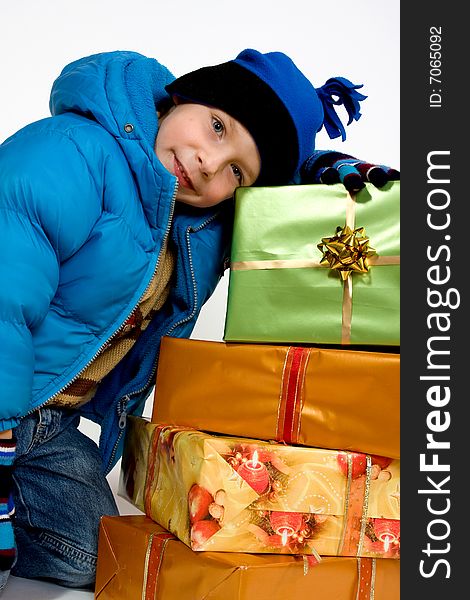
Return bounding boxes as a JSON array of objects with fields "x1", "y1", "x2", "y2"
[{"x1": 224, "y1": 182, "x2": 400, "y2": 346}]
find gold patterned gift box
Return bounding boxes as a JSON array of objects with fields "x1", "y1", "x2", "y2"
[
  {"x1": 152, "y1": 336, "x2": 400, "y2": 459},
  {"x1": 95, "y1": 515, "x2": 399, "y2": 600},
  {"x1": 120, "y1": 416, "x2": 400, "y2": 559},
  {"x1": 224, "y1": 182, "x2": 400, "y2": 346}
]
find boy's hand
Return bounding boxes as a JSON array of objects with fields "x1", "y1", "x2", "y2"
[
  {"x1": 0, "y1": 435, "x2": 16, "y2": 573},
  {"x1": 300, "y1": 150, "x2": 399, "y2": 193}
]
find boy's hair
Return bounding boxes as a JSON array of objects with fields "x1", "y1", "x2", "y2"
[{"x1": 166, "y1": 49, "x2": 367, "y2": 186}]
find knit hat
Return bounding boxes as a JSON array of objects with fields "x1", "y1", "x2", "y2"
[{"x1": 165, "y1": 49, "x2": 366, "y2": 186}]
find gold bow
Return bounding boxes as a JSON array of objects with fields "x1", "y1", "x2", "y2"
[{"x1": 317, "y1": 225, "x2": 376, "y2": 281}]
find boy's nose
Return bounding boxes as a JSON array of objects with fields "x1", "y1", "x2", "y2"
[{"x1": 198, "y1": 150, "x2": 222, "y2": 179}]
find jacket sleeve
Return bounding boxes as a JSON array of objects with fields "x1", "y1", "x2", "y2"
[{"x1": 0, "y1": 125, "x2": 101, "y2": 430}]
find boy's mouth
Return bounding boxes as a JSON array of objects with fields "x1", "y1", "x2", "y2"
[{"x1": 174, "y1": 156, "x2": 195, "y2": 191}]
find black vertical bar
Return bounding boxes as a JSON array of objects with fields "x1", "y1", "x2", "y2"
[{"x1": 401, "y1": 4, "x2": 465, "y2": 598}]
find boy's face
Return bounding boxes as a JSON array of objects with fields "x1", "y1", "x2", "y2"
[{"x1": 155, "y1": 101, "x2": 261, "y2": 208}]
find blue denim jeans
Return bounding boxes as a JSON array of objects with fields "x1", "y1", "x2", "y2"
[{"x1": 2, "y1": 406, "x2": 118, "y2": 592}]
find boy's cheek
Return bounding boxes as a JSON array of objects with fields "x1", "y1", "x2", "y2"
[{"x1": 175, "y1": 190, "x2": 225, "y2": 208}]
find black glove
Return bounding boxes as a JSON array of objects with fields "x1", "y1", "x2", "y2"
[{"x1": 300, "y1": 150, "x2": 400, "y2": 192}]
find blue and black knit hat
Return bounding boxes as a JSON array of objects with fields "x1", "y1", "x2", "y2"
[{"x1": 165, "y1": 49, "x2": 367, "y2": 186}]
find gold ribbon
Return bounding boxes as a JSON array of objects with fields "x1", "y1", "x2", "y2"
[
  {"x1": 356, "y1": 558, "x2": 376, "y2": 600},
  {"x1": 337, "y1": 454, "x2": 372, "y2": 557},
  {"x1": 230, "y1": 254, "x2": 399, "y2": 271},
  {"x1": 142, "y1": 532, "x2": 174, "y2": 600},
  {"x1": 230, "y1": 192, "x2": 399, "y2": 344}
]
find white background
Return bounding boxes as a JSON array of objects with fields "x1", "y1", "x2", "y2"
[{"x1": 0, "y1": 1, "x2": 399, "y2": 597}]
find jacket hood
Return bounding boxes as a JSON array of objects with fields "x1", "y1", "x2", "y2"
[
  {"x1": 50, "y1": 51, "x2": 177, "y2": 231},
  {"x1": 50, "y1": 50, "x2": 175, "y2": 149}
]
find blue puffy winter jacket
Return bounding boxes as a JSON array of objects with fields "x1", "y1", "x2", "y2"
[{"x1": 0, "y1": 51, "x2": 232, "y2": 471}]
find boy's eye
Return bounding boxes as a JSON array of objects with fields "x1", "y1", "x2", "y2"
[
  {"x1": 231, "y1": 164, "x2": 243, "y2": 182},
  {"x1": 212, "y1": 118, "x2": 224, "y2": 134}
]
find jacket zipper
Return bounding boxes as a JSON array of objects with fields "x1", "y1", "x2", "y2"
[
  {"x1": 105, "y1": 394, "x2": 130, "y2": 473},
  {"x1": 104, "y1": 211, "x2": 220, "y2": 473},
  {"x1": 23, "y1": 182, "x2": 178, "y2": 420}
]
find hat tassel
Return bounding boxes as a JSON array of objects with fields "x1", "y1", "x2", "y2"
[{"x1": 317, "y1": 77, "x2": 367, "y2": 141}]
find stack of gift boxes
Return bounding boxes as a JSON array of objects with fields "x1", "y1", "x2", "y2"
[{"x1": 95, "y1": 182, "x2": 400, "y2": 599}]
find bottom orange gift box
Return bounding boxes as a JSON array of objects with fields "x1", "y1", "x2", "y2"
[
  {"x1": 95, "y1": 515, "x2": 399, "y2": 599},
  {"x1": 120, "y1": 417, "x2": 400, "y2": 559}
]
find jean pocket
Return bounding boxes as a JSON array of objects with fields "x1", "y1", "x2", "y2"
[{"x1": 21, "y1": 407, "x2": 76, "y2": 457}]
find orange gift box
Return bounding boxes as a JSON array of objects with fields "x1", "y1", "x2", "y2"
[
  {"x1": 95, "y1": 515, "x2": 399, "y2": 599},
  {"x1": 152, "y1": 337, "x2": 400, "y2": 459},
  {"x1": 120, "y1": 417, "x2": 400, "y2": 559}
]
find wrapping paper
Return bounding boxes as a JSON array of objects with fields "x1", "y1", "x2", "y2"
[
  {"x1": 120, "y1": 417, "x2": 400, "y2": 558},
  {"x1": 152, "y1": 336, "x2": 400, "y2": 458},
  {"x1": 95, "y1": 515, "x2": 399, "y2": 599},
  {"x1": 224, "y1": 182, "x2": 400, "y2": 346}
]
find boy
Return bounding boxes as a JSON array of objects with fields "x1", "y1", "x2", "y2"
[{"x1": 0, "y1": 49, "x2": 397, "y2": 590}]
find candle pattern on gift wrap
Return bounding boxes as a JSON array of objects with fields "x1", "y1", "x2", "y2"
[
  {"x1": 124, "y1": 418, "x2": 400, "y2": 558},
  {"x1": 248, "y1": 509, "x2": 324, "y2": 555},
  {"x1": 236, "y1": 450, "x2": 270, "y2": 494},
  {"x1": 223, "y1": 444, "x2": 289, "y2": 500},
  {"x1": 364, "y1": 518, "x2": 400, "y2": 558},
  {"x1": 217, "y1": 441, "x2": 400, "y2": 556}
]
